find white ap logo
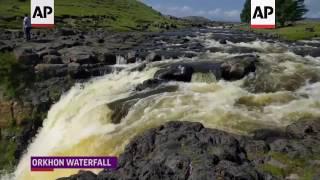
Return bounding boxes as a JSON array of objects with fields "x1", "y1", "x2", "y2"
[
  {"x1": 251, "y1": 0, "x2": 275, "y2": 29},
  {"x1": 31, "y1": 0, "x2": 54, "y2": 28}
]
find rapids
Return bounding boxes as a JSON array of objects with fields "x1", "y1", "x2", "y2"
[{"x1": 8, "y1": 29, "x2": 320, "y2": 180}]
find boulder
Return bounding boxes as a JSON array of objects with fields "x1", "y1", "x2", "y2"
[
  {"x1": 43, "y1": 55, "x2": 62, "y2": 64},
  {"x1": 71, "y1": 54, "x2": 97, "y2": 64},
  {"x1": 154, "y1": 62, "x2": 223, "y2": 82},
  {"x1": 154, "y1": 64, "x2": 194, "y2": 82},
  {"x1": 67, "y1": 63, "x2": 81, "y2": 78},
  {"x1": 60, "y1": 46, "x2": 98, "y2": 64},
  {"x1": 286, "y1": 119, "x2": 320, "y2": 138},
  {"x1": 221, "y1": 55, "x2": 257, "y2": 80},
  {"x1": 145, "y1": 52, "x2": 162, "y2": 62},
  {"x1": 80, "y1": 64, "x2": 113, "y2": 77},
  {"x1": 211, "y1": 33, "x2": 257, "y2": 43},
  {"x1": 252, "y1": 129, "x2": 287, "y2": 142},
  {"x1": 292, "y1": 47, "x2": 320, "y2": 57},
  {"x1": 93, "y1": 122, "x2": 265, "y2": 179},
  {"x1": 107, "y1": 86, "x2": 178, "y2": 123},
  {"x1": 101, "y1": 52, "x2": 117, "y2": 65},
  {"x1": 135, "y1": 79, "x2": 167, "y2": 91},
  {"x1": 309, "y1": 48, "x2": 320, "y2": 57},
  {"x1": 126, "y1": 50, "x2": 138, "y2": 63},
  {"x1": 14, "y1": 48, "x2": 39, "y2": 65},
  {"x1": 34, "y1": 64, "x2": 68, "y2": 79},
  {"x1": 220, "y1": 39, "x2": 227, "y2": 44},
  {"x1": 37, "y1": 49, "x2": 60, "y2": 59},
  {"x1": 68, "y1": 63, "x2": 113, "y2": 79},
  {"x1": 60, "y1": 119, "x2": 320, "y2": 180}
]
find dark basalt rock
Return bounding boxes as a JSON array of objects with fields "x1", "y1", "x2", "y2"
[
  {"x1": 57, "y1": 170, "x2": 97, "y2": 180},
  {"x1": 286, "y1": 119, "x2": 320, "y2": 138},
  {"x1": 266, "y1": 119, "x2": 320, "y2": 158},
  {"x1": 14, "y1": 48, "x2": 40, "y2": 66},
  {"x1": 154, "y1": 56, "x2": 257, "y2": 82},
  {"x1": 68, "y1": 63, "x2": 114, "y2": 79},
  {"x1": 100, "y1": 52, "x2": 117, "y2": 65},
  {"x1": 14, "y1": 116, "x2": 43, "y2": 160},
  {"x1": 146, "y1": 50, "x2": 197, "y2": 61},
  {"x1": 0, "y1": 44, "x2": 13, "y2": 52},
  {"x1": 154, "y1": 64, "x2": 194, "y2": 82},
  {"x1": 221, "y1": 55, "x2": 257, "y2": 81},
  {"x1": 292, "y1": 47, "x2": 320, "y2": 57},
  {"x1": 59, "y1": 121, "x2": 270, "y2": 180},
  {"x1": 4, "y1": 27, "x2": 320, "y2": 177},
  {"x1": 59, "y1": 46, "x2": 98, "y2": 64},
  {"x1": 135, "y1": 79, "x2": 167, "y2": 91},
  {"x1": 145, "y1": 52, "x2": 162, "y2": 62},
  {"x1": 126, "y1": 50, "x2": 138, "y2": 64},
  {"x1": 37, "y1": 49, "x2": 60, "y2": 59},
  {"x1": 99, "y1": 121, "x2": 254, "y2": 179},
  {"x1": 225, "y1": 46, "x2": 261, "y2": 54},
  {"x1": 211, "y1": 32, "x2": 258, "y2": 43},
  {"x1": 220, "y1": 39, "x2": 227, "y2": 44},
  {"x1": 251, "y1": 128, "x2": 288, "y2": 143},
  {"x1": 69, "y1": 53, "x2": 98, "y2": 64},
  {"x1": 107, "y1": 86, "x2": 178, "y2": 124},
  {"x1": 24, "y1": 77, "x2": 73, "y2": 106},
  {"x1": 43, "y1": 55, "x2": 62, "y2": 64},
  {"x1": 34, "y1": 64, "x2": 68, "y2": 80},
  {"x1": 181, "y1": 42, "x2": 204, "y2": 52},
  {"x1": 60, "y1": 119, "x2": 320, "y2": 180}
]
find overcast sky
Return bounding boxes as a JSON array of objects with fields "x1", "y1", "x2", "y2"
[{"x1": 143, "y1": 0, "x2": 320, "y2": 22}]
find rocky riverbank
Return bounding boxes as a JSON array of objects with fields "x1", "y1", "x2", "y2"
[
  {"x1": 59, "y1": 119, "x2": 320, "y2": 180},
  {"x1": 1, "y1": 26, "x2": 320, "y2": 179},
  {"x1": 0, "y1": 27, "x2": 211, "y2": 171},
  {"x1": 0, "y1": 27, "x2": 266, "y2": 146}
]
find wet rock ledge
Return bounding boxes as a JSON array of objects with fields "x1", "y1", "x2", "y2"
[{"x1": 59, "y1": 119, "x2": 320, "y2": 180}]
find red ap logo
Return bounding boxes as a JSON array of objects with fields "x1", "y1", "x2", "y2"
[
  {"x1": 31, "y1": 0, "x2": 54, "y2": 28},
  {"x1": 251, "y1": 0, "x2": 275, "y2": 29}
]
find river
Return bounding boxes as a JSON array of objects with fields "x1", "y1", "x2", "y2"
[{"x1": 7, "y1": 28, "x2": 320, "y2": 180}]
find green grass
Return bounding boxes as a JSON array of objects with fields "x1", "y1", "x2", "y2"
[
  {"x1": 257, "y1": 151, "x2": 320, "y2": 179},
  {"x1": 236, "y1": 21, "x2": 320, "y2": 40},
  {"x1": 0, "y1": 139, "x2": 18, "y2": 171},
  {"x1": 0, "y1": 52, "x2": 34, "y2": 98},
  {"x1": 0, "y1": 126, "x2": 22, "y2": 172},
  {"x1": 261, "y1": 164, "x2": 285, "y2": 177},
  {"x1": 0, "y1": 0, "x2": 185, "y2": 31}
]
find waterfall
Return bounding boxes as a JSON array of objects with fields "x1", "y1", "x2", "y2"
[{"x1": 9, "y1": 34, "x2": 320, "y2": 180}]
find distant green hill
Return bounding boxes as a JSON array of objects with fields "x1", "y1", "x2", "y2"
[
  {"x1": 183, "y1": 16, "x2": 212, "y2": 23},
  {"x1": 0, "y1": 0, "x2": 184, "y2": 31},
  {"x1": 236, "y1": 21, "x2": 320, "y2": 41}
]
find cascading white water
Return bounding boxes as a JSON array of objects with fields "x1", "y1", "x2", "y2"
[{"x1": 8, "y1": 32, "x2": 320, "y2": 180}]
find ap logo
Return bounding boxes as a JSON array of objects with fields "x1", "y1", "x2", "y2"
[
  {"x1": 31, "y1": 0, "x2": 54, "y2": 28},
  {"x1": 251, "y1": 0, "x2": 275, "y2": 29}
]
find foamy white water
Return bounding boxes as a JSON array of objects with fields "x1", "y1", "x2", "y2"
[{"x1": 6, "y1": 32, "x2": 320, "y2": 180}]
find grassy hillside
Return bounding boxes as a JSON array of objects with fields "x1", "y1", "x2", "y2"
[
  {"x1": 236, "y1": 21, "x2": 320, "y2": 41},
  {"x1": 0, "y1": 0, "x2": 183, "y2": 31}
]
